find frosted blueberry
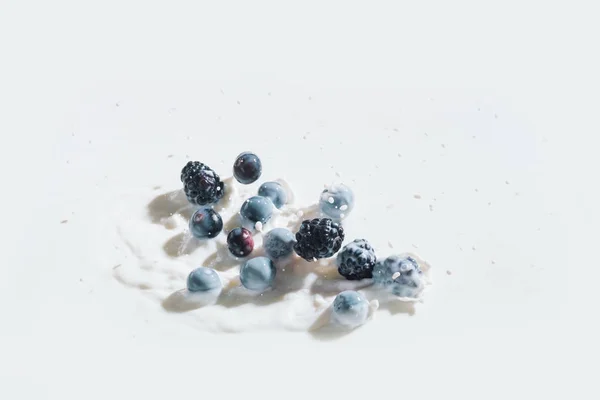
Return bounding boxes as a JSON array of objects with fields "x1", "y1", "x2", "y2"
[
  {"x1": 187, "y1": 267, "x2": 221, "y2": 292},
  {"x1": 240, "y1": 256, "x2": 276, "y2": 291},
  {"x1": 263, "y1": 228, "x2": 295, "y2": 260},
  {"x1": 258, "y1": 181, "x2": 287, "y2": 209},
  {"x1": 372, "y1": 255, "x2": 424, "y2": 298},
  {"x1": 240, "y1": 196, "x2": 273, "y2": 225},
  {"x1": 331, "y1": 290, "x2": 369, "y2": 328},
  {"x1": 319, "y1": 184, "x2": 354, "y2": 221},
  {"x1": 189, "y1": 208, "x2": 223, "y2": 239}
]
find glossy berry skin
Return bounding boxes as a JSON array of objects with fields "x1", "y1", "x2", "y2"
[
  {"x1": 240, "y1": 257, "x2": 276, "y2": 291},
  {"x1": 233, "y1": 152, "x2": 262, "y2": 184},
  {"x1": 181, "y1": 161, "x2": 225, "y2": 206},
  {"x1": 263, "y1": 228, "x2": 295, "y2": 260},
  {"x1": 258, "y1": 181, "x2": 287, "y2": 209},
  {"x1": 372, "y1": 255, "x2": 424, "y2": 298},
  {"x1": 336, "y1": 239, "x2": 377, "y2": 280},
  {"x1": 331, "y1": 290, "x2": 369, "y2": 328},
  {"x1": 240, "y1": 196, "x2": 273, "y2": 225},
  {"x1": 319, "y1": 184, "x2": 354, "y2": 221},
  {"x1": 227, "y1": 227, "x2": 254, "y2": 257},
  {"x1": 189, "y1": 208, "x2": 223, "y2": 239},
  {"x1": 187, "y1": 267, "x2": 221, "y2": 292},
  {"x1": 293, "y1": 218, "x2": 345, "y2": 261}
]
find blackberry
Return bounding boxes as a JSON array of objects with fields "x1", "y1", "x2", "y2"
[
  {"x1": 293, "y1": 218, "x2": 345, "y2": 261},
  {"x1": 180, "y1": 161, "x2": 225, "y2": 206},
  {"x1": 336, "y1": 239, "x2": 376, "y2": 280}
]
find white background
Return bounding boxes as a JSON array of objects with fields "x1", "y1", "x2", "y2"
[{"x1": 0, "y1": 1, "x2": 598, "y2": 399}]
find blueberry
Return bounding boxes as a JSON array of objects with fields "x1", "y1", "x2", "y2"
[
  {"x1": 227, "y1": 227, "x2": 254, "y2": 257},
  {"x1": 331, "y1": 290, "x2": 369, "y2": 328},
  {"x1": 372, "y1": 255, "x2": 424, "y2": 298},
  {"x1": 263, "y1": 228, "x2": 295, "y2": 260},
  {"x1": 240, "y1": 196, "x2": 273, "y2": 225},
  {"x1": 233, "y1": 152, "x2": 262, "y2": 184},
  {"x1": 189, "y1": 208, "x2": 223, "y2": 239},
  {"x1": 239, "y1": 256, "x2": 276, "y2": 291},
  {"x1": 319, "y1": 184, "x2": 354, "y2": 221},
  {"x1": 187, "y1": 267, "x2": 221, "y2": 292},
  {"x1": 258, "y1": 181, "x2": 287, "y2": 209}
]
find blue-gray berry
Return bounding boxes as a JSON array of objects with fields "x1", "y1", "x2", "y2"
[
  {"x1": 189, "y1": 208, "x2": 223, "y2": 239},
  {"x1": 258, "y1": 181, "x2": 287, "y2": 209},
  {"x1": 331, "y1": 290, "x2": 369, "y2": 328},
  {"x1": 187, "y1": 267, "x2": 221, "y2": 292},
  {"x1": 319, "y1": 184, "x2": 354, "y2": 221},
  {"x1": 372, "y1": 255, "x2": 424, "y2": 298},
  {"x1": 240, "y1": 257, "x2": 276, "y2": 291},
  {"x1": 264, "y1": 228, "x2": 295, "y2": 260},
  {"x1": 240, "y1": 196, "x2": 273, "y2": 226}
]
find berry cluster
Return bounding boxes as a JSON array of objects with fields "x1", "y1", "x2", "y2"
[{"x1": 179, "y1": 150, "x2": 427, "y2": 330}]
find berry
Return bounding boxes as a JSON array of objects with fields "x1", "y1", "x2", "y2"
[
  {"x1": 263, "y1": 228, "x2": 295, "y2": 260},
  {"x1": 240, "y1": 257, "x2": 276, "y2": 291},
  {"x1": 336, "y1": 239, "x2": 376, "y2": 280},
  {"x1": 187, "y1": 267, "x2": 221, "y2": 292},
  {"x1": 181, "y1": 161, "x2": 225, "y2": 206},
  {"x1": 227, "y1": 227, "x2": 254, "y2": 257},
  {"x1": 319, "y1": 184, "x2": 354, "y2": 221},
  {"x1": 372, "y1": 255, "x2": 424, "y2": 298},
  {"x1": 258, "y1": 181, "x2": 287, "y2": 209},
  {"x1": 233, "y1": 152, "x2": 262, "y2": 184},
  {"x1": 189, "y1": 208, "x2": 223, "y2": 239},
  {"x1": 240, "y1": 196, "x2": 273, "y2": 226},
  {"x1": 331, "y1": 290, "x2": 369, "y2": 328},
  {"x1": 293, "y1": 218, "x2": 345, "y2": 261}
]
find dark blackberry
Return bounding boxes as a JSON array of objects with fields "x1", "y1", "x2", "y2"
[
  {"x1": 180, "y1": 161, "x2": 225, "y2": 206},
  {"x1": 293, "y1": 218, "x2": 345, "y2": 261},
  {"x1": 336, "y1": 239, "x2": 376, "y2": 280}
]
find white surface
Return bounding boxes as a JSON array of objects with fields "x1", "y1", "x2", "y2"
[
  {"x1": 113, "y1": 177, "x2": 426, "y2": 333},
  {"x1": 1, "y1": 1, "x2": 598, "y2": 399}
]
